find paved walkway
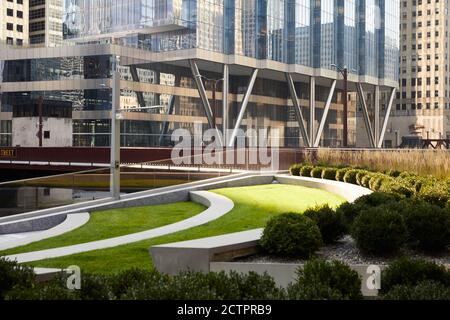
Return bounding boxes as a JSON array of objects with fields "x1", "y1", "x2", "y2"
[
  {"x1": 0, "y1": 213, "x2": 90, "y2": 251},
  {"x1": 3, "y1": 191, "x2": 234, "y2": 263}
]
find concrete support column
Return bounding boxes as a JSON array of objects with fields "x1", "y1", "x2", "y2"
[{"x1": 110, "y1": 71, "x2": 121, "y2": 200}]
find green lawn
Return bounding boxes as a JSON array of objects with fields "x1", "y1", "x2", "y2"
[
  {"x1": 24, "y1": 184, "x2": 345, "y2": 274},
  {"x1": 0, "y1": 202, "x2": 205, "y2": 256}
]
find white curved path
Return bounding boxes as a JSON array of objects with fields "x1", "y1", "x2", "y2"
[
  {"x1": 3, "y1": 191, "x2": 234, "y2": 264},
  {"x1": 0, "y1": 213, "x2": 90, "y2": 251}
]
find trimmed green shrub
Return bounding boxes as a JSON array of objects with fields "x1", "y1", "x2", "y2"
[
  {"x1": 110, "y1": 268, "x2": 169, "y2": 299},
  {"x1": 401, "y1": 200, "x2": 450, "y2": 252},
  {"x1": 304, "y1": 205, "x2": 346, "y2": 244},
  {"x1": 225, "y1": 271, "x2": 286, "y2": 300},
  {"x1": 369, "y1": 173, "x2": 389, "y2": 191},
  {"x1": 356, "y1": 170, "x2": 369, "y2": 186},
  {"x1": 336, "y1": 168, "x2": 351, "y2": 182},
  {"x1": 121, "y1": 271, "x2": 286, "y2": 300},
  {"x1": 380, "y1": 258, "x2": 450, "y2": 294},
  {"x1": 382, "y1": 281, "x2": 450, "y2": 300},
  {"x1": 78, "y1": 274, "x2": 113, "y2": 300},
  {"x1": 386, "y1": 169, "x2": 402, "y2": 178},
  {"x1": 289, "y1": 164, "x2": 302, "y2": 176},
  {"x1": 300, "y1": 165, "x2": 314, "y2": 177},
  {"x1": 352, "y1": 205, "x2": 407, "y2": 255},
  {"x1": 0, "y1": 258, "x2": 35, "y2": 300},
  {"x1": 287, "y1": 260, "x2": 362, "y2": 300},
  {"x1": 360, "y1": 173, "x2": 374, "y2": 188},
  {"x1": 5, "y1": 280, "x2": 78, "y2": 301},
  {"x1": 335, "y1": 202, "x2": 359, "y2": 232},
  {"x1": 379, "y1": 179, "x2": 415, "y2": 198},
  {"x1": 260, "y1": 213, "x2": 323, "y2": 258},
  {"x1": 336, "y1": 192, "x2": 398, "y2": 229},
  {"x1": 343, "y1": 169, "x2": 359, "y2": 184},
  {"x1": 322, "y1": 168, "x2": 338, "y2": 180},
  {"x1": 310, "y1": 167, "x2": 324, "y2": 179},
  {"x1": 417, "y1": 183, "x2": 450, "y2": 207}
]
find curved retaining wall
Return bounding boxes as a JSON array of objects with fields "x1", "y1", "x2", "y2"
[
  {"x1": 275, "y1": 175, "x2": 372, "y2": 202},
  {"x1": 4, "y1": 191, "x2": 234, "y2": 263},
  {"x1": 0, "y1": 213, "x2": 90, "y2": 251},
  {"x1": 0, "y1": 213, "x2": 67, "y2": 235}
]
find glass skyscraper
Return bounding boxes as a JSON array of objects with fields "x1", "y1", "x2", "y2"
[{"x1": 0, "y1": 0, "x2": 400, "y2": 149}]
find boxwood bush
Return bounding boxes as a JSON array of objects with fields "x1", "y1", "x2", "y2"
[
  {"x1": 336, "y1": 168, "x2": 351, "y2": 182},
  {"x1": 378, "y1": 179, "x2": 415, "y2": 198},
  {"x1": 417, "y1": 183, "x2": 450, "y2": 207},
  {"x1": 336, "y1": 192, "x2": 398, "y2": 228},
  {"x1": 122, "y1": 271, "x2": 286, "y2": 300},
  {"x1": 400, "y1": 200, "x2": 450, "y2": 252},
  {"x1": 382, "y1": 281, "x2": 450, "y2": 300},
  {"x1": 356, "y1": 170, "x2": 369, "y2": 186},
  {"x1": 0, "y1": 258, "x2": 35, "y2": 300},
  {"x1": 360, "y1": 173, "x2": 374, "y2": 188},
  {"x1": 304, "y1": 205, "x2": 346, "y2": 244},
  {"x1": 300, "y1": 165, "x2": 314, "y2": 177},
  {"x1": 343, "y1": 169, "x2": 359, "y2": 184},
  {"x1": 287, "y1": 259, "x2": 362, "y2": 300},
  {"x1": 260, "y1": 213, "x2": 323, "y2": 258},
  {"x1": 289, "y1": 164, "x2": 302, "y2": 176},
  {"x1": 369, "y1": 174, "x2": 388, "y2": 191},
  {"x1": 380, "y1": 258, "x2": 450, "y2": 295},
  {"x1": 310, "y1": 167, "x2": 324, "y2": 179},
  {"x1": 322, "y1": 168, "x2": 338, "y2": 180},
  {"x1": 352, "y1": 205, "x2": 407, "y2": 255}
]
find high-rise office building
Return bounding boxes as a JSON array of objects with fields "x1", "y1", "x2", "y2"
[
  {"x1": 0, "y1": 0, "x2": 28, "y2": 46},
  {"x1": 29, "y1": 0, "x2": 63, "y2": 47},
  {"x1": 367, "y1": 0, "x2": 450, "y2": 147},
  {"x1": 0, "y1": 0, "x2": 400, "y2": 149}
]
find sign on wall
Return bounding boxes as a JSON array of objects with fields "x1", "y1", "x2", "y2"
[{"x1": 0, "y1": 148, "x2": 16, "y2": 158}]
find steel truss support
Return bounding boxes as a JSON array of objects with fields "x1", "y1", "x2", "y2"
[
  {"x1": 357, "y1": 83, "x2": 396, "y2": 148},
  {"x1": 378, "y1": 87, "x2": 397, "y2": 148},
  {"x1": 356, "y1": 83, "x2": 376, "y2": 148},
  {"x1": 158, "y1": 94, "x2": 176, "y2": 146},
  {"x1": 310, "y1": 76, "x2": 316, "y2": 145},
  {"x1": 223, "y1": 64, "x2": 229, "y2": 146},
  {"x1": 285, "y1": 73, "x2": 311, "y2": 147},
  {"x1": 129, "y1": 66, "x2": 146, "y2": 109},
  {"x1": 374, "y1": 85, "x2": 381, "y2": 147},
  {"x1": 189, "y1": 59, "x2": 223, "y2": 146},
  {"x1": 314, "y1": 80, "x2": 337, "y2": 147},
  {"x1": 228, "y1": 69, "x2": 259, "y2": 147}
]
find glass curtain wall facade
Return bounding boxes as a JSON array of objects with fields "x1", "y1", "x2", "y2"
[
  {"x1": 0, "y1": 1, "x2": 399, "y2": 148},
  {"x1": 62, "y1": 0, "x2": 399, "y2": 80}
]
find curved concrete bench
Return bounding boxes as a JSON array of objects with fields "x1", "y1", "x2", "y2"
[
  {"x1": 151, "y1": 229, "x2": 264, "y2": 275},
  {"x1": 275, "y1": 175, "x2": 372, "y2": 203},
  {"x1": 3, "y1": 191, "x2": 234, "y2": 263},
  {"x1": 0, "y1": 213, "x2": 90, "y2": 251}
]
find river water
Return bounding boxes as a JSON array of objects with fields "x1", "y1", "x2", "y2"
[{"x1": 0, "y1": 187, "x2": 116, "y2": 217}]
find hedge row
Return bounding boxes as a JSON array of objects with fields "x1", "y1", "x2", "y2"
[
  {"x1": 262, "y1": 191, "x2": 450, "y2": 256},
  {"x1": 0, "y1": 258, "x2": 360, "y2": 300},
  {"x1": 3, "y1": 257, "x2": 449, "y2": 300},
  {"x1": 340, "y1": 193, "x2": 450, "y2": 254},
  {"x1": 290, "y1": 163, "x2": 450, "y2": 207}
]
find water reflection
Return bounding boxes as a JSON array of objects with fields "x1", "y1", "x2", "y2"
[{"x1": 0, "y1": 187, "x2": 111, "y2": 217}]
